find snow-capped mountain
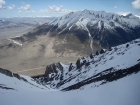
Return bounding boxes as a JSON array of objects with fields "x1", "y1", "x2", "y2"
[
  {"x1": 0, "y1": 10, "x2": 140, "y2": 59},
  {"x1": 0, "y1": 38, "x2": 140, "y2": 105},
  {"x1": 10, "y1": 10, "x2": 140, "y2": 56},
  {"x1": 50, "y1": 10, "x2": 140, "y2": 29},
  {"x1": 35, "y1": 38, "x2": 140, "y2": 90}
]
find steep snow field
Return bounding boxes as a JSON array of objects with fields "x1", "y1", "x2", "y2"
[{"x1": 0, "y1": 71, "x2": 140, "y2": 105}]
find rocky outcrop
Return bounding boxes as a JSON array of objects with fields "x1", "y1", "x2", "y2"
[
  {"x1": 45, "y1": 62, "x2": 63, "y2": 74},
  {"x1": 69, "y1": 63, "x2": 73, "y2": 71},
  {"x1": 100, "y1": 49, "x2": 105, "y2": 54},
  {"x1": 0, "y1": 68, "x2": 27, "y2": 82},
  {"x1": 44, "y1": 62, "x2": 64, "y2": 81},
  {"x1": 90, "y1": 54, "x2": 94, "y2": 59},
  {"x1": 0, "y1": 68, "x2": 13, "y2": 77},
  {"x1": 34, "y1": 38, "x2": 140, "y2": 90},
  {"x1": 76, "y1": 59, "x2": 87, "y2": 69}
]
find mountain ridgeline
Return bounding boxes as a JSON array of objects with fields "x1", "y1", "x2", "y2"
[
  {"x1": 0, "y1": 10, "x2": 140, "y2": 57},
  {"x1": 1, "y1": 38, "x2": 140, "y2": 91},
  {"x1": 34, "y1": 38, "x2": 140, "y2": 90},
  {"x1": 6, "y1": 10, "x2": 140, "y2": 56}
]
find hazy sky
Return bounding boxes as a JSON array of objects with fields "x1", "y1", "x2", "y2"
[{"x1": 0, "y1": 0, "x2": 140, "y2": 17}]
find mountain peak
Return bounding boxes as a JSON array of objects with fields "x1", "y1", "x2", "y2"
[{"x1": 82, "y1": 9, "x2": 91, "y2": 13}]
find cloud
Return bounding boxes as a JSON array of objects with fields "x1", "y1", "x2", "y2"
[
  {"x1": 25, "y1": 10, "x2": 36, "y2": 13},
  {"x1": 0, "y1": 0, "x2": 15, "y2": 10},
  {"x1": 135, "y1": 15, "x2": 140, "y2": 18},
  {"x1": 117, "y1": 12, "x2": 131, "y2": 16},
  {"x1": 132, "y1": 0, "x2": 140, "y2": 9},
  {"x1": 114, "y1": 6, "x2": 117, "y2": 9},
  {"x1": 48, "y1": 5, "x2": 63, "y2": 12},
  {"x1": 8, "y1": 4, "x2": 15, "y2": 10},
  {"x1": 18, "y1": 3, "x2": 35, "y2": 13},
  {"x1": 18, "y1": 4, "x2": 30, "y2": 11},
  {"x1": 0, "y1": 0, "x2": 5, "y2": 9},
  {"x1": 40, "y1": 5, "x2": 76, "y2": 13}
]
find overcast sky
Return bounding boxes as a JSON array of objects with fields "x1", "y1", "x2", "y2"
[{"x1": 0, "y1": 0, "x2": 140, "y2": 17}]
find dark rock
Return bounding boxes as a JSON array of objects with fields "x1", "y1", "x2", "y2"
[
  {"x1": 83, "y1": 60, "x2": 86, "y2": 65},
  {"x1": 126, "y1": 44, "x2": 129, "y2": 48},
  {"x1": 0, "y1": 68, "x2": 29, "y2": 83},
  {"x1": 95, "y1": 50, "x2": 99, "y2": 55},
  {"x1": 0, "y1": 68, "x2": 13, "y2": 77},
  {"x1": 52, "y1": 64, "x2": 57, "y2": 73},
  {"x1": 57, "y1": 62, "x2": 63, "y2": 71},
  {"x1": 76, "y1": 59, "x2": 81, "y2": 69},
  {"x1": 69, "y1": 63, "x2": 73, "y2": 71},
  {"x1": 13, "y1": 73, "x2": 21, "y2": 80},
  {"x1": 90, "y1": 54, "x2": 94, "y2": 59},
  {"x1": 5, "y1": 70, "x2": 13, "y2": 77},
  {"x1": 76, "y1": 59, "x2": 87, "y2": 69},
  {"x1": 85, "y1": 62, "x2": 90, "y2": 67},
  {"x1": 0, "y1": 68, "x2": 5, "y2": 74},
  {"x1": 100, "y1": 49, "x2": 105, "y2": 54},
  {"x1": 44, "y1": 62, "x2": 64, "y2": 81},
  {"x1": 108, "y1": 46, "x2": 112, "y2": 51},
  {"x1": 20, "y1": 77, "x2": 28, "y2": 82}
]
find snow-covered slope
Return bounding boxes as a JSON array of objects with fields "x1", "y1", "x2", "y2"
[
  {"x1": 1, "y1": 71, "x2": 140, "y2": 105},
  {"x1": 36, "y1": 38, "x2": 140, "y2": 90},
  {"x1": 0, "y1": 68, "x2": 49, "y2": 91},
  {"x1": 50, "y1": 10, "x2": 140, "y2": 29},
  {"x1": 0, "y1": 38, "x2": 140, "y2": 105}
]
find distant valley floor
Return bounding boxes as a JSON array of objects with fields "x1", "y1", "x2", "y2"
[{"x1": 0, "y1": 56, "x2": 79, "y2": 76}]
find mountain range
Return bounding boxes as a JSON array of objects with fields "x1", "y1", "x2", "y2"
[
  {"x1": 11, "y1": 10, "x2": 140, "y2": 54},
  {"x1": 0, "y1": 10, "x2": 140, "y2": 58},
  {"x1": 0, "y1": 10, "x2": 140, "y2": 76}
]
